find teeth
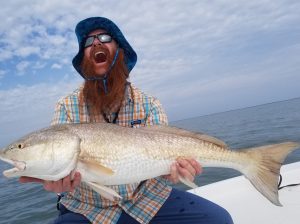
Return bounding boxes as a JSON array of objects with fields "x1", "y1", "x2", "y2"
[{"x1": 95, "y1": 51, "x2": 105, "y2": 57}]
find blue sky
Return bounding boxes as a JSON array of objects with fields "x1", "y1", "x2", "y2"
[{"x1": 1, "y1": 0, "x2": 300, "y2": 146}]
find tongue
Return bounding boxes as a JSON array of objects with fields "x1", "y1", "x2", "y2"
[{"x1": 95, "y1": 52, "x2": 107, "y2": 63}]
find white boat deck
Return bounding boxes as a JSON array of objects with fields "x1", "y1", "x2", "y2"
[{"x1": 189, "y1": 162, "x2": 300, "y2": 224}]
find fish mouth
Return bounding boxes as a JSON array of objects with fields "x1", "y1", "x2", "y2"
[{"x1": 0, "y1": 157, "x2": 26, "y2": 177}]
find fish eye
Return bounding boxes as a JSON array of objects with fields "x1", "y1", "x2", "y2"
[{"x1": 17, "y1": 143, "x2": 24, "y2": 149}]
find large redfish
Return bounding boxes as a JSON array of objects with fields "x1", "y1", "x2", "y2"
[{"x1": 0, "y1": 123, "x2": 298, "y2": 206}]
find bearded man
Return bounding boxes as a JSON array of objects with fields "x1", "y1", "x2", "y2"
[{"x1": 20, "y1": 17, "x2": 233, "y2": 224}]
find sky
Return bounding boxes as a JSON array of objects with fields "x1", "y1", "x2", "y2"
[{"x1": 0, "y1": 0, "x2": 300, "y2": 147}]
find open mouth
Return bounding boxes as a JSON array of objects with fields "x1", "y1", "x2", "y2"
[
  {"x1": 94, "y1": 51, "x2": 107, "y2": 64},
  {"x1": 0, "y1": 157, "x2": 26, "y2": 177}
]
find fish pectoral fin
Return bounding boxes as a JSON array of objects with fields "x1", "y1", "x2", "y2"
[
  {"x1": 79, "y1": 158, "x2": 114, "y2": 175},
  {"x1": 86, "y1": 182, "x2": 122, "y2": 201},
  {"x1": 178, "y1": 175, "x2": 198, "y2": 189}
]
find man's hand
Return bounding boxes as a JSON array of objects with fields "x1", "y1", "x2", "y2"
[
  {"x1": 164, "y1": 158, "x2": 202, "y2": 184},
  {"x1": 19, "y1": 172, "x2": 81, "y2": 193}
]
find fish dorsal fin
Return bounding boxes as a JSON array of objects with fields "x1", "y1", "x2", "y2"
[
  {"x1": 78, "y1": 158, "x2": 114, "y2": 175},
  {"x1": 143, "y1": 125, "x2": 227, "y2": 148},
  {"x1": 86, "y1": 182, "x2": 122, "y2": 200}
]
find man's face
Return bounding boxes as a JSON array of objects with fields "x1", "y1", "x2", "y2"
[{"x1": 82, "y1": 29, "x2": 118, "y2": 76}]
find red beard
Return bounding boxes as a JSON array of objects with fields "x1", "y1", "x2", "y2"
[{"x1": 79, "y1": 48, "x2": 129, "y2": 122}]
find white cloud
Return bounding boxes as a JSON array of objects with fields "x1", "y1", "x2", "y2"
[
  {"x1": 0, "y1": 69, "x2": 6, "y2": 79},
  {"x1": 16, "y1": 61, "x2": 30, "y2": 75},
  {"x1": 0, "y1": 48, "x2": 13, "y2": 61},
  {"x1": 33, "y1": 61, "x2": 47, "y2": 69},
  {"x1": 51, "y1": 63, "x2": 62, "y2": 69},
  {"x1": 0, "y1": 78, "x2": 81, "y2": 147},
  {"x1": 0, "y1": 0, "x2": 299, "y2": 129},
  {"x1": 0, "y1": 0, "x2": 297, "y2": 64},
  {"x1": 16, "y1": 46, "x2": 40, "y2": 57},
  {"x1": 47, "y1": 34, "x2": 67, "y2": 46}
]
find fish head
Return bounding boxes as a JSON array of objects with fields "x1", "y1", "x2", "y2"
[{"x1": 0, "y1": 125, "x2": 81, "y2": 180}]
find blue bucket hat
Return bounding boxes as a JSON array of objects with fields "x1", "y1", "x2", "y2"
[{"x1": 72, "y1": 17, "x2": 137, "y2": 78}]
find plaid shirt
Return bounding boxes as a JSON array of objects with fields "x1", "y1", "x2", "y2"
[{"x1": 51, "y1": 83, "x2": 172, "y2": 224}]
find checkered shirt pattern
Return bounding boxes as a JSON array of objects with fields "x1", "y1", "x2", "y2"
[{"x1": 51, "y1": 83, "x2": 172, "y2": 224}]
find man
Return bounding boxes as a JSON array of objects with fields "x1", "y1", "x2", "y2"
[{"x1": 20, "y1": 17, "x2": 233, "y2": 224}]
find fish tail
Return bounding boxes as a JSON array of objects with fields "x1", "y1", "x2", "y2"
[{"x1": 242, "y1": 142, "x2": 299, "y2": 206}]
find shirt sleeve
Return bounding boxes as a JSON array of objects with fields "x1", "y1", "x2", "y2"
[
  {"x1": 51, "y1": 101, "x2": 72, "y2": 125},
  {"x1": 145, "y1": 97, "x2": 168, "y2": 126}
]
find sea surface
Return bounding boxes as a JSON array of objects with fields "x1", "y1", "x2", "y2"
[{"x1": 0, "y1": 97, "x2": 299, "y2": 223}]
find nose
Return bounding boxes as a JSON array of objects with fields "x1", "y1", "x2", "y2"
[{"x1": 93, "y1": 36, "x2": 102, "y2": 47}]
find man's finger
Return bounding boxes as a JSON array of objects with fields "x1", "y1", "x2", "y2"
[
  {"x1": 177, "y1": 166, "x2": 194, "y2": 182},
  {"x1": 43, "y1": 180, "x2": 55, "y2": 192},
  {"x1": 62, "y1": 175, "x2": 71, "y2": 192},
  {"x1": 188, "y1": 159, "x2": 202, "y2": 175},
  {"x1": 71, "y1": 172, "x2": 81, "y2": 192},
  {"x1": 170, "y1": 163, "x2": 179, "y2": 183},
  {"x1": 19, "y1": 177, "x2": 44, "y2": 184},
  {"x1": 177, "y1": 159, "x2": 196, "y2": 176}
]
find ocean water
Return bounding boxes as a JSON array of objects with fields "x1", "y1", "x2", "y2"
[{"x1": 0, "y1": 97, "x2": 299, "y2": 223}]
